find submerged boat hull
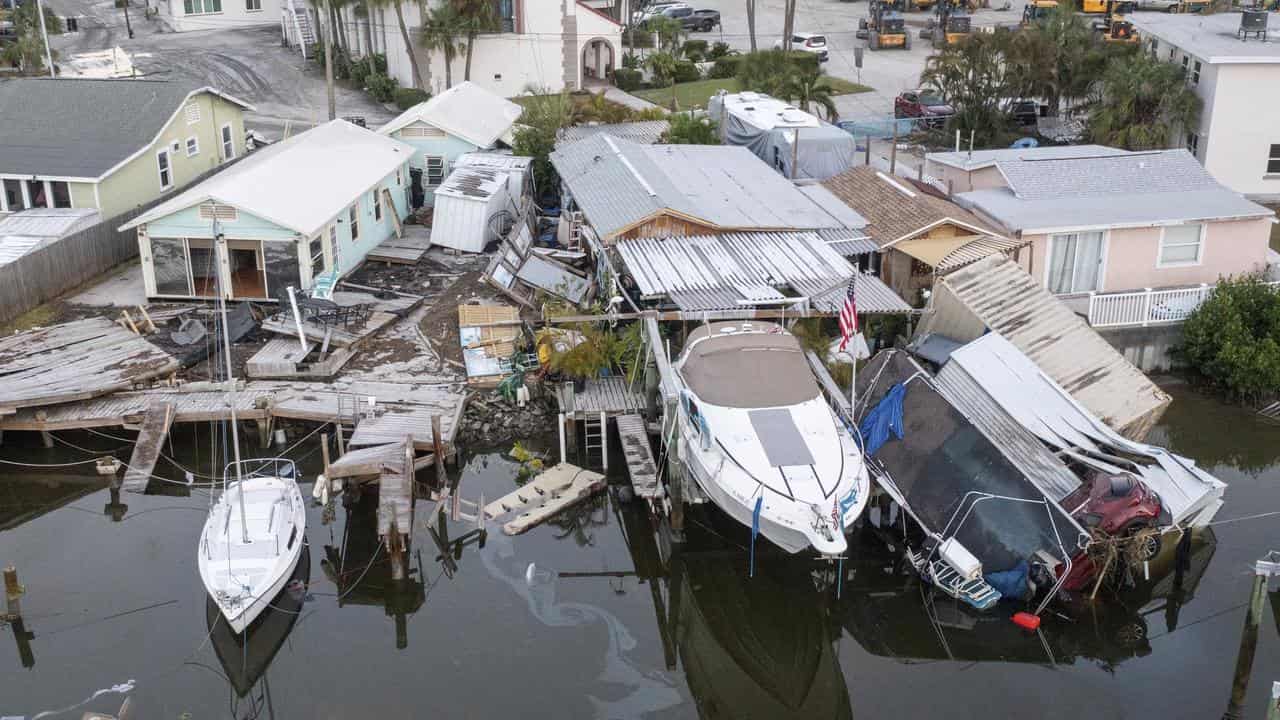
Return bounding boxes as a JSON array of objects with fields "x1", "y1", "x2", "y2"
[{"x1": 199, "y1": 475, "x2": 307, "y2": 635}]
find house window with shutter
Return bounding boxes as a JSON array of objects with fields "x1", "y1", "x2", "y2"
[
  {"x1": 1268, "y1": 145, "x2": 1280, "y2": 175},
  {"x1": 373, "y1": 190, "x2": 382, "y2": 222},
  {"x1": 246, "y1": 0, "x2": 261, "y2": 10},
  {"x1": 349, "y1": 204, "x2": 360, "y2": 240},
  {"x1": 425, "y1": 156, "x2": 445, "y2": 186},
  {"x1": 221, "y1": 123, "x2": 235, "y2": 160}
]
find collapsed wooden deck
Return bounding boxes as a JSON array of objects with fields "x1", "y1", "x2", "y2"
[
  {"x1": 0, "y1": 317, "x2": 179, "y2": 413},
  {"x1": 366, "y1": 226, "x2": 432, "y2": 265}
]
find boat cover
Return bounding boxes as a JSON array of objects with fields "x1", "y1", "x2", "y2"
[
  {"x1": 856, "y1": 350, "x2": 1086, "y2": 575},
  {"x1": 681, "y1": 325, "x2": 820, "y2": 409}
]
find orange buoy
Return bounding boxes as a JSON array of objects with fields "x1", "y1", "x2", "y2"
[{"x1": 1012, "y1": 611, "x2": 1041, "y2": 630}]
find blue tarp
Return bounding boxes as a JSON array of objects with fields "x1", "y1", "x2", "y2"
[
  {"x1": 859, "y1": 383, "x2": 905, "y2": 456},
  {"x1": 984, "y1": 560, "x2": 1029, "y2": 601}
]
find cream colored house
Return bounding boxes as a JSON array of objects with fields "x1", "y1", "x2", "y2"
[{"x1": 0, "y1": 79, "x2": 252, "y2": 220}]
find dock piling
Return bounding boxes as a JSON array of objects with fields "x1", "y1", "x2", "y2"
[
  {"x1": 40, "y1": 431, "x2": 53, "y2": 449},
  {"x1": 1224, "y1": 550, "x2": 1279, "y2": 720},
  {"x1": 4, "y1": 565, "x2": 22, "y2": 619}
]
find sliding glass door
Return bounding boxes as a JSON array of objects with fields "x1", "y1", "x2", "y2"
[{"x1": 1047, "y1": 231, "x2": 1104, "y2": 294}]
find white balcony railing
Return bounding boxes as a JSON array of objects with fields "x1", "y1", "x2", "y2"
[{"x1": 1086, "y1": 282, "x2": 1280, "y2": 328}]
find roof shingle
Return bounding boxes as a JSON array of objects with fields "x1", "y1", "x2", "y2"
[{"x1": 820, "y1": 165, "x2": 1003, "y2": 247}]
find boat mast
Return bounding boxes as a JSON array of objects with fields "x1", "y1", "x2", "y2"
[{"x1": 211, "y1": 206, "x2": 249, "y2": 543}]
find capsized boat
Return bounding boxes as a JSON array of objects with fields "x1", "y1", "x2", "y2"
[
  {"x1": 199, "y1": 458, "x2": 307, "y2": 635},
  {"x1": 672, "y1": 321, "x2": 871, "y2": 557}
]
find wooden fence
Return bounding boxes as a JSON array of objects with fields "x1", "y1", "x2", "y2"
[{"x1": 0, "y1": 163, "x2": 241, "y2": 325}]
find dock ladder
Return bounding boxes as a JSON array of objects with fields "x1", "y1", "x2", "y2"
[{"x1": 582, "y1": 412, "x2": 608, "y2": 471}]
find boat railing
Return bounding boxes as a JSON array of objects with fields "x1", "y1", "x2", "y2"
[{"x1": 223, "y1": 458, "x2": 299, "y2": 485}]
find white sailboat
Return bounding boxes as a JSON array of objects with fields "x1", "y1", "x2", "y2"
[
  {"x1": 671, "y1": 321, "x2": 871, "y2": 558},
  {"x1": 197, "y1": 228, "x2": 307, "y2": 635}
]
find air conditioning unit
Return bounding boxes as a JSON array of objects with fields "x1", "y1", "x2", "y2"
[{"x1": 1239, "y1": 9, "x2": 1268, "y2": 41}]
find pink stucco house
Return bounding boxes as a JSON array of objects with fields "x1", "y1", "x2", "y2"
[{"x1": 931, "y1": 147, "x2": 1276, "y2": 326}]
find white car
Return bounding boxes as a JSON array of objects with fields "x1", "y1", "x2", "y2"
[
  {"x1": 774, "y1": 33, "x2": 830, "y2": 62},
  {"x1": 631, "y1": 1, "x2": 689, "y2": 23}
]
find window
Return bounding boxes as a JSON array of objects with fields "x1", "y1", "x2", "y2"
[
  {"x1": 396, "y1": 168, "x2": 402, "y2": 186},
  {"x1": 1159, "y1": 224, "x2": 1204, "y2": 266},
  {"x1": 1186, "y1": 132, "x2": 1198, "y2": 157},
  {"x1": 1192, "y1": 60, "x2": 1201, "y2": 86},
  {"x1": 246, "y1": 0, "x2": 261, "y2": 9},
  {"x1": 157, "y1": 149, "x2": 172, "y2": 190},
  {"x1": 1047, "y1": 231, "x2": 1104, "y2": 294},
  {"x1": 51, "y1": 181, "x2": 71, "y2": 208},
  {"x1": 1268, "y1": 144, "x2": 1280, "y2": 175},
  {"x1": 1181, "y1": 56, "x2": 1189, "y2": 71},
  {"x1": 220, "y1": 123, "x2": 235, "y2": 160},
  {"x1": 372, "y1": 190, "x2": 382, "y2": 221},
  {"x1": 185, "y1": 103, "x2": 201, "y2": 124},
  {"x1": 186, "y1": 136, "x2": 199, "y2": 157},
  {"x1": 425, "y1": 156, "x2": 445, "y2": 186},
  {"x1": 348, "y1": 204, "x2": 359, "y2": 240},
  {"x1": 182, "y1": 0, "x2": 221, "y2": 14},
  {"x1": 495, "y1": 0, "x2": 514, "y2": 32},
  {"x1": 309, "y1": 235, "x2": 325, "y2": 280},
  {"x1": 328, "y1": 223, "x2": 339, "y2": 269},
  {"x1": 171, "y1": 140, "x2": 180, "y2": 154}
]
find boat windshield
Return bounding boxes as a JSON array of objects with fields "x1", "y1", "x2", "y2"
[{"x1": 681, "y1": 331, "x2": 821, "y2": 408}]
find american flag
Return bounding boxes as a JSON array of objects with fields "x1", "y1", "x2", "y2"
[{"x1": 838, "y1": 274, "x2": 858, "y2": 352}]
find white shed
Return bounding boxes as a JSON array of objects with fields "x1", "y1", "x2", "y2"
[
  {"x1": 454, "y1": 152, "x2": 533, "y2": 204},
  {"x1": 429, "y1": 166, "x2": 516, "y2": 253}
]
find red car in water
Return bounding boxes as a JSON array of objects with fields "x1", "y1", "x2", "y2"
[{"x1": 1058, "y1": 469, "x2": 1164, "y2": 591}]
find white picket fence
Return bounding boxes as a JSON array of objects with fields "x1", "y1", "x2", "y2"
[{"x1": 1087, "y1": 281, "x2": 1280, "y2": 328}]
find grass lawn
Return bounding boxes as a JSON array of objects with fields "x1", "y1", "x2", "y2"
[{"x1": 632, "y1": 76, "x2": 872, "y2": 110}]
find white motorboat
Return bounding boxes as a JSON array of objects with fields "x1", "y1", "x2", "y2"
[
  {"x1": 672, "y1": 321, "x2": 871, "y2": 558},
  {"x1": 199, "y1": 458, "x2": 307, "y2": 635}
]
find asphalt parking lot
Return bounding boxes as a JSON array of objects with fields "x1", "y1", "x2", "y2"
[{"x1": 682, "y1": 0, "x2": 1024, "y2": 119}]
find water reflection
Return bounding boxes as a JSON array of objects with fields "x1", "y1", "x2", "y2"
[
  {"x1": 204, "y1": 549, "x2": 310, "y2": 713},
  {"x1": 838, "y1": 527, "x2": 1217, "y2": 670}
]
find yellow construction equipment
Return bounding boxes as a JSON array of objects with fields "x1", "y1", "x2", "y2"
[
  {"x1": 1096, "y1": 0, "x2": 1140, "y2": 43},
  {"x1": 859, "y1": 0, "x2": 912, "y2": 49},
  {"x1": 1021, "y1": 0, "x2": 1058, "y2": 25},
  {"x1": 922, "y1": 0, "x2": 972, "y2": 46}
]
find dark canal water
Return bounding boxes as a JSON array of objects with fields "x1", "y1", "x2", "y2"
[{"x1": 1, "y1": 380, "x2": 1277, "y2": 719}]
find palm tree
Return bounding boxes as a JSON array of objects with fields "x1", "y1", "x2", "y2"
[
  {"x1": 382, "y1": 0, "x2": 425, "y2": 90},
  {"x1": 779, "y1": 67, "x2": 838, "y2": 121},
  {"x1": 422, "y1": 5, "x2": 464, "y2": 89},
  {"x1": 1089, "y1": 51, "x2": 1201, "y2": 150},
  {"x1": 920, "y1": 29, "x2": 1018, "y2": 146},
  {"x1": 357, "y1": 0, "x2": 378, "y2": 78},
  {"x1": 665, "y1": 113, "x2": 720, "y2": 144},
  {"x1": 453, "y1": 0, "x2": 496, "y2": 82}
]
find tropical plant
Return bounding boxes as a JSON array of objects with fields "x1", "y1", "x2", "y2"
[
  {"x1": 622, "y1": 51, "x2": 641, "y2": 69},
  {"x1": 547, "y1": 324, "x2": 617, "y2": 379},
  {"x1": 1181, "y1": 275, "x2": 1280, "y2": 403},
  {"x1": 681, "y1": 39, "x2": 708, "y2": 62},
  {"x1": 365, "y1": 72, "x2": 399, "y2": 102},
  {"x1": 581, "y1": 92, "x2": 632, "y2": 124},
  {"x1": 2, "y1": 0, "x2": 61, "y2": 72},
  {"x1": 511, "y1": 90, "x2": 579, "y2": 198},
  {"x1": 779, "y1": 65, "x2": 838, "y2": 120},
  {"x1": 735, "y1": 49, "x2": 814, "y2": 97},
  {"x1": 664, "y1": 113, "x2": 720, "y2": 144},
  {"x1": 1009, "y1": 4, "x2": 1109, "y2": 117},
  {"x1": 920, "y1": 28, "x2": 1019, "y2": 146},
  {"x1": 614, "y1": 67, "x2": 643, "y2": 91},
  {"x1": 385, "y1": 0, "x2": 426, "y2": 90},
  {"x1": 673, "y1": 59, "x2": 701, "y2": 83},
  {"x1": 394, "y1": 86, "x2": 431, "y2": 109},
  {"x1": 1088, "y1": 50, "x2": 1201, "y2": 150},
  {"x1": 709, "y1": 41, "x2": 732, "y2": 59},
  {"x1": 645, "y1": 50, "x2": 678, "y2": 88},
  {"x1": 421, "y1": 5, "x2": 464, "y2": 89},
  {"x1": 647, "y1": 15, "x2": 683, "y2": 52}
]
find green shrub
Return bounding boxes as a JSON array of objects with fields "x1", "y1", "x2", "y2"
[
  {"x1": 708, "y1": 41, "x2": 731, "y2": 59},
  {"x1": 673, "y1": 59, "x2": 701, "y2": 83},
  {"x1": 622, "y1": 51, "x2": 641, "y2": 69},
  {"x1": 614, "y1": 67, "x2": 643, "y2": 92},
  {"x1": 365, "y1": 72, "x2": 399, "y2": 103},
  {"x1": 708, "y1": 55, "x2": 739, "y2": 79},
  {"x1": 1180, "y1": 275, "x2": 1280, "y2": 402},
  {"x1": 348, "y1": 59, "x2": 370, "y2": 85},
  {"x1": 681, "y1": 39, "x2": 708, "y2": 62},
  {"x1": 736, "y1": 49, "x2": 820, "y2": 96},
  {"x1": 623, "y1": 31, "x2": 654, "y2": 49},
  {"x1": 369, "y1": 53, "x2": 388, "y2": 74},
  {"x1": 393, "y1": 87, "x2": 430, "y2": 109}
]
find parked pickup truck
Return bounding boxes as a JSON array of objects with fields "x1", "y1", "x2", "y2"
[{"x1": 644, "y1": 5, "x2": 721, "y2": 32}]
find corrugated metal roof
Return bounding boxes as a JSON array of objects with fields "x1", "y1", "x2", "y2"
[
  {"x1": 797, "y1": 184, "x2": 868, "y2": 229},
  {"x1": 378, "y1": 81, "x2": 523, "y2": 148},
  {"x1": 934, "y1": 357, "x2": 1083, "y2": 501},
  {"x1": 122, "y1": 120, "x2": 415, "y2": 237},
  {"x1": 0, "y1": 208, "x2": 103, "y2": 266},
  {"x1": 824, "y1": 236, "x2": 880, "y2": 256},
  {"x1": 556, "y1": 121, "x2": 670, "y2": 147},
  {"x1": 935, "y1": 234, "x2": 1031, "y2": 274},
  {"x1": 437, "y1": 166, "x2": 506, "y2": 200},
  {"x1": 550, "y1": 134, "x2": 846, "y2": 239},
  {"x1": 616, "y1": 231, "x2": 911, "y2": 314},
  {"x1": 922, "y1": 254, "x2": 1170, "y2": 436},
  {"x1": 454, "y1": 152, "x2": 533, "y2": 171}
]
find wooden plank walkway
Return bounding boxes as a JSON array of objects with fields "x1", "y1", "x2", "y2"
[
  {"x1": 121, "y1": 401, "x2": 176, "y2": 493},
  {"x1": 261, "y1": 311, "x2": 399, "y2": 349},
  {"x1": 245, "y1": 339, "x2": 355, "y2": 380},
  {"x1": 0, "y1": 318, "x2": 178, "y2": 412},
  {"x1": 373, "y1": 438, "x2": 414, "y2": 538},
  {"x1": 615, "y1": 414, "x2": 660, "y2": 500},
  {"x1": 366, "y1": 226, "x2": 431, "y2": 265},
  {"x1": 563, "y1": 376, "x2": 645, "y2": 417},
  {"x1": 482, "y1": 463, "x2": 607, "y2": 535}
]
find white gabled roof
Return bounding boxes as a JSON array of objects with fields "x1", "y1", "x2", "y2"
[
  {"x1": 121, "y1": 120, "x2": 414, "y2": 237},
  {"x1": 377, "y1": 81, "x2": 523, "y2": 149}
]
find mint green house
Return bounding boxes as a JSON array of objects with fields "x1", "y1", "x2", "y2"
[
  {"x1": 377, "y1": 81, "x2": 523, "y2": 209},
  {"x1": 122, "y1": 120, "x2": 414, "y2": 301}
]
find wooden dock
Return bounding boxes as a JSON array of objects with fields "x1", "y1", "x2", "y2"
[
  {"x1": 366, "y1": 226, "x2": 432, "y2": 265},
  {"x1": 557, "y1": 376, "x2": 645, "y2": 419},
  {"x1": 482, "y1": 463, "x2": 606, "y2": 536},
  {"x1": 121, "y1": 401, "x2": 175, "y2": 493},
  {"x1": 0, "y1": 379, "x2": 467, "y2": 453},
  {"x1": 244, "y1": 338, "x2": 356, "y2": 380},
  {"x1": 615, "y1": 414, "x2": 660, "y2": 500},
  {"x1": 0, "y1": 318, "x2": 178, "y2": 413}
]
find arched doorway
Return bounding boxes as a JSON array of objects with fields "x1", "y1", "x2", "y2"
[{"x1": 581, "y1": 37, "x2": 616, "y2": 88}]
